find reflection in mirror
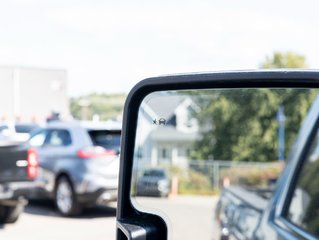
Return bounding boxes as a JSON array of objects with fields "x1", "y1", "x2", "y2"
[
  {"x1": 285, "y1": 129, "x2": 319, "y2": 237},
  {"x1": 131, "y1": 88, "x2": 318, "y2": 240}
]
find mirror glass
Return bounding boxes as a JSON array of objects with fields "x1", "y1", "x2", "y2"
[{"x1": 130, "y1": 88, "x2": 319, "y2": 240}]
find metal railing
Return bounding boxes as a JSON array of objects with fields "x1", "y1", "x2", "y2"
[{"x1": 134, "y1": 158, "x2": 281, "y2": 191}]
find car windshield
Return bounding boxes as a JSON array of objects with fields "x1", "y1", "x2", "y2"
[
  {"x1": 88, "y1": 130, "x2": 121, "y2": 151},
  {"x1": 143, "y1": 170, "x2": 166, "y2": 178}
]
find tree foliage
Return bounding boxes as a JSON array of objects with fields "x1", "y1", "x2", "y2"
[
  {"x1": 261, "y1": 51, "x2": 307, "y2": 69},
  {"x1": 70, "y1": 93, "x2": 126, "y2": 121},
  {"x1": 192, "y1": 52, "x2": 317, "y2": 162},
  {"x1": 192, "y1": 89, "x2": 317, "y2": 161}
]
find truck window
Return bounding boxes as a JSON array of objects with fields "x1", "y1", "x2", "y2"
[{"x1": 284, "y1": 131, "x2": 319, "y2": 237}]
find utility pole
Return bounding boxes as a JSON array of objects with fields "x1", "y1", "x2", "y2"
[{"x1": 277, "y1": 105, "x2": 286, "y2": 161}]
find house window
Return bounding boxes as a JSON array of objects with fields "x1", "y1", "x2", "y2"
[
  {"x1": 186, "y1": 148, "x2": 191, "y2": 157},
  {"x1": 158, "y1": 147, "x2": 172, "y2": 161},
  {"x1": 162, "y1": 148, "x2": 167, "y2": 159}
]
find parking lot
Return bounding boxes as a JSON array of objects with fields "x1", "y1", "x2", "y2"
[
  {"x1": 0, "y1": 200, "x2": 117, "y2": 240},
  {"x1": 0, "y1": 196, "x2": 220, "y2": 240}
]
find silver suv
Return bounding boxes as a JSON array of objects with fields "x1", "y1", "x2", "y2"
[{"x1": 26, "y1": 121, "x2": 121, "y2": 216}]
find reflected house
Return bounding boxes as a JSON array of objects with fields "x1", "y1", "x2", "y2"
[
  {"x1": 137, "y1": 94, "x2": 199, "y2": 168},
  {"x1": 289, "y1": 188, "x2": 310, "y2": 224},
  {"x1": 0, "y1": 66, "x2": 69, "y2": 123}
]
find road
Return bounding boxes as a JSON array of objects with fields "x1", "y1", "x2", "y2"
[{"x1": 0, "y1": 196, "x2": 220, "y2": 240}]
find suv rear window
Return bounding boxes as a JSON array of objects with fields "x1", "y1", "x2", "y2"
[{"x1": 88, "y1": 130, "x2": 121, "y2": 152}]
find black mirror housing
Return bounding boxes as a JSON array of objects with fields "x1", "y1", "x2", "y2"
[{"x1": 116, "y1": 70, "x2": 319, "y2": 240}]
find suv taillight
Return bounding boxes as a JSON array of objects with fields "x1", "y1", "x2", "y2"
[
  {"x1": 77, "y1": 146, "x2": 116, "y2": 159},
  {"x1": 27, "y1": 148, "x2": 39, "y2": 179}
]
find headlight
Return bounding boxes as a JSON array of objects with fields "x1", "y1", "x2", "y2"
[{"x1": 158, "y1": 179, "x2": 168, "y2": 190}]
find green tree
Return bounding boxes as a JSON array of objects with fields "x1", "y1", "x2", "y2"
[
  {"x1": 192, "y1": 52, "x2": 316, "y2": 162},
  {"x1": 70, "y1": 93, "x2": 126, "y2": 121},
  {"x1": 261, "y1": 51, "x2": 307, "y2": 68}
]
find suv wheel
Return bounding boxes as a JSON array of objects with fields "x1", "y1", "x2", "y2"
[{"x1": 55, "y1": 176, "x2": 82, "y2": 216}]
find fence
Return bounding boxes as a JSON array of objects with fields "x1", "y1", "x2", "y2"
[
  {"x1": 133, "y1": 158, "x2": 282, "y2": 193},
  {"x1": 188, "y1": 160, "x2": 282, "y2": 190}
]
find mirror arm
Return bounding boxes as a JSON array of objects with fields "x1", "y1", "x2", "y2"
[
  {"x1": 117, "y1": 221, "x2": 146, "y2": 240},
  {"x1": 117, "y1": 215, "x2": 167, "y2": 240}
]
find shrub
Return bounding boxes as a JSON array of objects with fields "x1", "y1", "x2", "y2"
[
  {"x1": 220, "y1": 162, "x2": 283, "y2": 187},
  {"x1": 169, "y1": 166, "x2": 216, "y2": 195}
]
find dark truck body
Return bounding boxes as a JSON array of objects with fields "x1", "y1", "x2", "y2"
[
  {"x1": 216, "y1": 94, "x2": 319, "y2": 240},
  {"x1": 217, "y1": 186, "x2": 271, "y2": 239},
  {"x1": 0, "y1": 142, "x2": 38, "y2": 223}
]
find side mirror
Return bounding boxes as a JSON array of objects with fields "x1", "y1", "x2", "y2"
[{"x1": 116, "y1": 70, "x2": 319, "y2": 240}]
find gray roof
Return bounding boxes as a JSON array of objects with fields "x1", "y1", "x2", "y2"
[
  {"x1": 150, "y1": 126, "x2": 199, "y2": 142},
  {"x1": 145, "y1": 95, "x2": 184, "y2": 119}
]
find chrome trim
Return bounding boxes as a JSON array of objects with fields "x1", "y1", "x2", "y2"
[{"x1": 280, "y1": 217, "x2": 318, "y2": 240}]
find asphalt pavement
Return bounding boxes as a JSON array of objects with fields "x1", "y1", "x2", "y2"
[
  {"x1": 134, "y1": 195, "x2": 220, "y2": 240},
  {"x1": 0, "y1": 196, "x2": 220, "y2": 240},
  {"x1": 0, "y1": 200, "x2": 117, "y2": 240}
]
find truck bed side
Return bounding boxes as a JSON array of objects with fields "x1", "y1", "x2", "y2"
[{"x1": 217, "y1": 186, "x2": 270, "y2": 239}]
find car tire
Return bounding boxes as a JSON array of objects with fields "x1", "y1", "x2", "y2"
[
  {"x1": 0, "y1": 203, "x2": 23, "y2": 224},
  {"x1": 160, "y1": 192, "x2": 169, "y2": 198},
  {"x1": 54, "y1": 176, "x2": 82, "y2": 216}
]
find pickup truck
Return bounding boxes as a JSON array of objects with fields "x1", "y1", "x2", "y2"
[
  {"x1": 0, "y1": 142, "x2": 39, "y2": 224},
  {"x1": 216, "y1": 93, "x2": 319, "y2": 239}
]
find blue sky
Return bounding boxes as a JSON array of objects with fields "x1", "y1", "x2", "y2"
[{"x1": 0, "y1": 0, "x2": 319, "y2": 96}]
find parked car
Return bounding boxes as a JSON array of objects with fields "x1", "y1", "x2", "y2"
[
  {"x1": 0, "y1": 141, "x2": 41, "y2": 224},
  {"x1": 136, "y1": 168, "x2": 170, "y2": 197},
  {"x1": 25, "y1": 121, "x2": 121, "y2": 216},
  {"x1": 0, "y1": 123, "x2": 40, "y2": 142}
]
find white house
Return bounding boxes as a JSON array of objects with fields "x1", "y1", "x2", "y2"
[{"x1": 135, "y1": 94, "x2": 199, "y2": 168}]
